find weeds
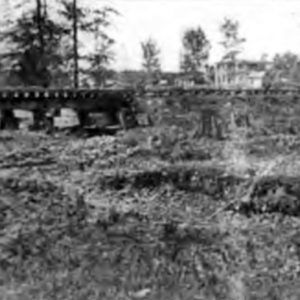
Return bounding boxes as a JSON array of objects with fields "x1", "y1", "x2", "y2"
[{"x1": 1, "y1": 110, "x2": 300, "y2": 300}]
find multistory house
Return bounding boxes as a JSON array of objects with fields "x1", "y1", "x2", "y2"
[{"x1": 214, "y1": 60, "x2": 271, "y2": 89}]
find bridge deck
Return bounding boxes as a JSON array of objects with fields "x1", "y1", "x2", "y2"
[{"x1": 0, "y1": 89, "x2": 136, "y2": 111}]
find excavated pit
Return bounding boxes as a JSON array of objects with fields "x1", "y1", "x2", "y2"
[{"x1": 86, "y1": 164, "x2": 300, "y2": 217}]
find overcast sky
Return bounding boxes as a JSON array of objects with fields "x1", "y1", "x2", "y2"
[
  {"x1": 3, "y1": 0, "x2": 300, "y2": 72},
  {"x1": 92, "y1": 0, "x2": 300, "y2": 71}
]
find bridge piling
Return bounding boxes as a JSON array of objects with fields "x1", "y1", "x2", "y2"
[{"x1": 0, "y1": 109, "x2": 19, "y2": 130}]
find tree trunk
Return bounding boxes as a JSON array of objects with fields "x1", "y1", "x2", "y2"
[
  {"x1": 73, "y1": 0, "x2": 79, "y2": 88},
  {"x1": 36, "y1": 0, "x2": 44, "y2": 52},
  {"x1": 43, "y1": 0, "x2": 47, "y2": 18},
  {"x1": 36, "y1": 0, "x2": 50, "y2": 87}
]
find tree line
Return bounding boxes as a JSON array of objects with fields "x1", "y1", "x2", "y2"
[
  {"x1": 140, "y1": 18, "x2": 247, "y2": 85},
  {"x1": 0, "y1": 1, "x2": 299, "y2": 89},
  {"x1": 0, "y1": 0, "x2": 118, "y2": 88},
  {"x1": 141, "y1": 19, "x2": 300, "y2": 88}
]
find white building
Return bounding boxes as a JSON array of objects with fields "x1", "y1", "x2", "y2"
[{"x1": 214, "y1": 60, "x2": 271, "y2": 89}]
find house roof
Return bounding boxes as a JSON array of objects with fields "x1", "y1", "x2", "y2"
[{"x1": 216, "y1": 59, "x2": 271, "y2": 69}]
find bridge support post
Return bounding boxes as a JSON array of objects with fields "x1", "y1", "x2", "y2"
[
  {"x1": 44, "y1": 116, "x2": 54, "y2": 134},
  {"x1": 0, "y1": 109, "x2": 18, "y2": 130},
  {"x1": 117, "y1": 108, "x2": 139, "y2": 130},
  {"x1": 32, "y1": 109, "x2": 46, "y2": 130},
  {"x1": 77, "y1": 110, "x2": 89, "y2": 127},
  {"x1": 45, "y1": 108, "x2": 60, "y2": 134},
  {"x1": 117, "y1": 109, "x2": 127, "y2": 130}
]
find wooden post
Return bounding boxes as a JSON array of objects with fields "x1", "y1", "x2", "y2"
[
  {"x1": 32, "y1": 109, "x2": 44, "y2": 130},
  {"x1": 0, "y1": 110, "x2": 3, "y2": 130},
  {"x1": 0, "y1": 109, "x2": 18, "y2": 130},
  {"x1": 117, "y1": 109, "x2": 127, "y2": 130},
  {"x1": 45, "y1": 108, "x2": 58, "y2": 133},
  {"x1": 201, "y1": 108, "x2": 214, "y2": 138},
  {"x1": 77, "y1": 110, "x2": 89, "y2": 127},
  {"x1": 213, "y1": 114, "x2": 224, "y2": 140}
]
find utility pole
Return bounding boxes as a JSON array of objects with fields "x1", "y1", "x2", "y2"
[{"x1": 73, "y1": 0, "x2": 79, "y2": 88}]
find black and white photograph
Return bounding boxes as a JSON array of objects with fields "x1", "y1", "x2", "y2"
[{"x1": 1, "y1": 0, "x2": 300, "y2": 299}]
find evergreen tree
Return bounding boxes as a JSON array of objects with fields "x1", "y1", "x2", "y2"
[{"x1": 0, "y1": 0, "x2": 67, "y2": 87}]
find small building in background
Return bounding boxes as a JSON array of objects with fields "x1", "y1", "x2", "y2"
[
  {"x1": 247, "y1": 71, "x2": 266, "y2": 89},
  {"x1": 214, "y1": 60, "x2": 271, "y2": 89},
  {"x1": 174, "y1": 72, "x2": 209, "y2": 88}
]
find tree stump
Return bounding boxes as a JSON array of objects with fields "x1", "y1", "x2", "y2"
[{"x1": 200, "y1": 108, "x2": 225, "y2": 140}]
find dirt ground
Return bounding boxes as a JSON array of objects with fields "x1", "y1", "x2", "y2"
[{"x1": 1, "y1": 111, "x2": 300, "y2": 300}]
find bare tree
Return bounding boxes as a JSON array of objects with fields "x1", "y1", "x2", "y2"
[
  {"x1": 141, "y1": 37, "x2": 161, "y2": 84},
  {"x1": 87, "y1": 7, "x2": 119, "y2": 87},
  {"x1": 219, "y1": 18, "x2": 246, "y2": 62},
  {"x1": 59, "y1": 0, "x2": 118, "y2": 88}
]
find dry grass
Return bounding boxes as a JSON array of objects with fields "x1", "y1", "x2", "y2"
[{"x1": 1, "y1": 114, "x2": 300, "y2": 300}]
